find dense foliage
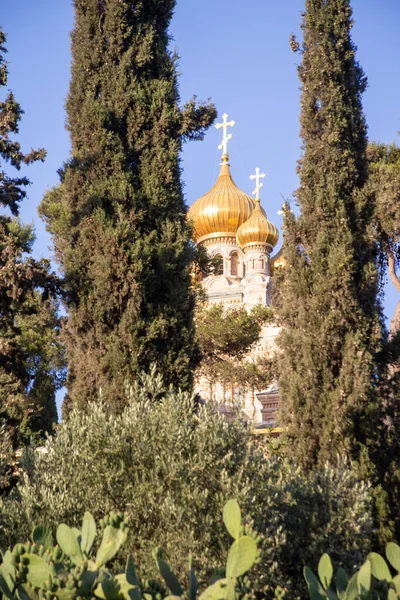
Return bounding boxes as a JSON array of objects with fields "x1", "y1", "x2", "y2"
[
  {"x1": 39, "y1": 0, "x2": 216, "y2": 412},
  {"x1": 195, "y1": 304, "x2": 274, "y2": 401},
  {"x1": 367, "y1": 142, "x2": 400, "y2": 341},
  {"x1": 364, "y1": 142, "x2": 400, "y2": 539},
  {"x1": 0, "y1": 29, "x2": 64, "y2": 472},
  {"x1": 2, "y1": 5, "x2": 398, "y2": 600},
  {"x1": 0, "y1": 501, "x2": 264, "y2": 600},
  {"x1": 0, "y1": 372, "x2": 374, "y2": 598},
  {"x1": 306, "y1": 542, "x2": 400, "y2": 600},
  {"x1": 0, "y1": 425, "x2": 17, "y2": 493},
  {"x1": 275, "y1": 0, "x2": 385, "y2": 470},
  {"x1": 2, "y1": 499, "x2": 399, "y2": 600}
]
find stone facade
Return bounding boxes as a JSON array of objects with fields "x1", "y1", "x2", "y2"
[{"x1": 188, "y1": 116, "x2": 282, "y2": 425}]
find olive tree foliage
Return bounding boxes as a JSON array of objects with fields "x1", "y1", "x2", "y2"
[
  {"x1": 0, "y1": 370, "x2": 374, "y2": 598},
  {"x1": 250, "y1": 457, "x2": 374, "y2": 597}
]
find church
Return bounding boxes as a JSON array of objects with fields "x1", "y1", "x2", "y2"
[{"x1": 188, "y1": 114, "x2": 284, "y2": 425}]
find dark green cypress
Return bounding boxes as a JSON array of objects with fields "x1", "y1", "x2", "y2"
[
  {"x1": 275, "y1": 0, "x2": 385, "y2": 470},
  {"x1": 367, "y1": 142, "x2": 400, "y2": 342},
  {"x1": 366, "y1": 142, "x2": 400, "y2": 538},
  {"x1": 0, "y1": 29, "x2": 64, "y2": 452},
  {"x1": 39, "y1": 0, "x2": 216, "y2": 411}
]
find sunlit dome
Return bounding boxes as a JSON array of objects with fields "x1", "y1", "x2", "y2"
[
  {"x1": 270, "y1": 247, "x2": 286, "y2": 273},
  {"x1": 236, "y1": 199, "x2": 279, "y2": 249},
  {"x1": 187, "y1": 154, "x2": 257, "y2": 244}
]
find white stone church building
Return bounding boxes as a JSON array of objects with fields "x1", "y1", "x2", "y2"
[{"x1": 188, "y1": 114, "x2": 284, "y2": 424}]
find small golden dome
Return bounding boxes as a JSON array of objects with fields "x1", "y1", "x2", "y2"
[
  {"x1": 188, "y1": 155, "x2": 257, "y2": 243},
  {"x1": 270, "y1": 247, "x2": 286, "y2": 273},
  {"x1": 236, "y1": 199, "x2": 279, "y2": 249}
]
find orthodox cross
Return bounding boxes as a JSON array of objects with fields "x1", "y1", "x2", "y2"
[
  {"x1": 250, "y1": 167, "x2": 266, "y2": 200},
  {"x1": 215, "y1": 113, "x2": 235, "y2": 155}
]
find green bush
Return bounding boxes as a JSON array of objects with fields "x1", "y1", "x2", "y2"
[
  {"x1": 250, "y1": 457, "x2": 374, "y2": 596},
  {"x1": 0, "y1": 424, "x2": 16, "y2": 494},
  {"x1": 0, "y1": 501, "x2": 264, "y2": 600},
  {"x1": 0, "y1": 370, "x2": 375, "y2": 597},
  {"x1": 305, "y1": 542, "x2": 400, "y2": 600},
  {"x1": 0, "y1": 370, "x2": 260, "y2": 584}
]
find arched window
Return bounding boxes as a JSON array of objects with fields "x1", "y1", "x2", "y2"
[
  {"x1": 231, "y1": 252, "x2": 239, "y2": 276},
  {"x1": 213, "y1": 253, "x2": 223, "y2": 275}
]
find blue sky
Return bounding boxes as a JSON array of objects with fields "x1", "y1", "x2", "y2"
[{"x1": 2, "y1": 1, "x2": 400, "y2": 410}]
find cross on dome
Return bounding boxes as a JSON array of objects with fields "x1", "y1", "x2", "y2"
[
  {"x1": 250, "y1": 167, "x2": 266, "y2": 201},
  {"x1": 215, "y1": 113, "x2": 235, "y2": 156}
]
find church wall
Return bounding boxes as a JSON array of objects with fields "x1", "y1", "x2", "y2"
[{"x1": 188, "y1": 123, "x2": 281, "y2": 426}]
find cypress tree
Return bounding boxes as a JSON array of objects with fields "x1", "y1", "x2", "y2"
[
  {"x1": 276, "y1": 0, "x2": 385, "y2": 470},
  {"x1": 0, "y1": 29, "x2": 64, "y2": 452},
  {"x1": 366, "y1": 142, "x2": 400, "y2": 537},
  {"x1": 40, "y1": 0, "x2": 216, "y2": 411},
  {"x1": 367, "y1": 142, "x2": 400, "y2": 342}
]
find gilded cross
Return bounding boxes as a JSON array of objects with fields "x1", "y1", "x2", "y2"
[
  {"x1": 250, "y1": 167, "x2": 266, "y2": 200},
  {"x1": 215, "y1": 113, "x2": 235, "y2": 156}
]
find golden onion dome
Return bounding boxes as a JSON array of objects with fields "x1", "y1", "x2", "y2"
[
  {"x1": 236, "y1": 199, "x2": 279, "y2": 249},
  {"x1": 188, "y1": 154, "x2": 259, "y2": 244},
  {"x1": 270, "y1": 247, "x2": 286, "y2": 274}
]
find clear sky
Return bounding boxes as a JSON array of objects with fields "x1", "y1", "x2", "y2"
[{"x1": 2, "y1": 1, "x2": 400, "y2": 411}]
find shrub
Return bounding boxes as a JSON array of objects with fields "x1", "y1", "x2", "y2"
[
  {"x1": 0, "y1": 501, "x2": 265, "y2": 600},
  {"x1": 250, "y1": 457, "x2": 374, "y2": 596},
  {"x1": 305, "y1": 542, "x2": 400, "y2": 600},
  {"x1": 0, "y1": 370, "x2": 374, "y2": 598},
  {"x1": 0, "y1": 370, "x2": 258, "y2": 585},
  {"x1": 0, "y1": 424, "x2": 17, "y2": 495}
]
